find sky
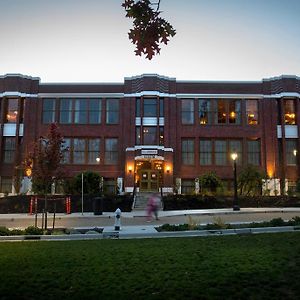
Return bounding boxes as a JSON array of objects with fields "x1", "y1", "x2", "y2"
[{"x1": 0, "y1": 0, "x2": 300, "y2": 82}]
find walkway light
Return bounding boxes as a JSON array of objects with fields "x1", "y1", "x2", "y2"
[{"x1": 231, "y1": 152, "x2": 240, "y2": 211}]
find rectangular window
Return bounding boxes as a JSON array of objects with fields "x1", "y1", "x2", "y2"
[
  {"x1": 143, "y1": 127, "x2": 156, "y2": 145},
  {"x1": 62, "y1": 138, "x2": 71, "y2": 164},
  {"x1": 42, "y1": 99, "x2": 56, "y2": 124},
  {"x1": 89, "y1": 99, "x2": 101, "y2": 124},
  {"x1": 229, "y1": 100, "x2": 241, "y2": 124},
  {"x1": 0, "y1": 177, "x2": 12, "y2": 194},
  {"x1": 144, "y1": 99, "x2": 157, "y2": 117},
  {"x1": 88, "y1": 139, "x2": 100, "y2": 164},
  {"x1": 181, "y1": 99, "x2": 194, "y2": 124},
  {"x1": 182, "y1": 139, "x2": 194, "y2": 165},
  {"x1": 181, "y1": 179, "x2": 195, "y2": 194},
  {"x1": 104, "y1": 179, "x2": 116, "y2": 195},
  {"x1": 199, "y1": 140, "x2": 212, "y2": 165},
  {"x1": 159, "y1": 127, "x2": 164, "y2": 146},
  {"x1": 60, "y1": 99, "x2": 72, "y2": 124},
  {"x1": 247, "y1": 139, "x2": 260, "y2": 165},
  {"x1": 74, "y1": 99, "x2": 87, "y2": 124},
  {"x1": 3, "y1": 137, "x2": 16, "y2": 163},
  {"x1": 73, "y1": 138, "x2": 85, "y2": 164},
  {"x1": 159, "y1": 98, "x2": 164, "y2": 117},
  {"x1": 199, "y1": 99, "x2": 212, "y2": 125},
  {"x1": 136, "y1": 127, "x2": 141, "y2": 145},
  {"x1": 246, "y1": 100, "x2": 259, "y2": 125},
  {"x1": 106, "y1": 99, "x2": 119, "y2": 124},
  {"x1": 229, "y1": 140, "x2": 242, "y2": 165},
  {"x1": 105, "y1": 138, "x2": 118, "y2": 165},
  {"x1": 286, "y1": 140, "x2": 297, "y2": 165},
  {"x1": 284, "y1": 100, "x2": 296, "y2": 125},
  {"x1": 215, "y1": 140, "x2": 227, "y2": 165},
  {"x1": 5, "y1": 98, "x2": 18, "y2": 123},
  {"x1": 136, "y1": 98, "x2": 141, "y2": 117},
  {"x1": 217, "y1": 100, "x2": 226, "y2": 124}
]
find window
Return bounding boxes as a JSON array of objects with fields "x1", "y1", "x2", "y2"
[
  {"x1": 144, "y1": 99, "x2": 157, "y2": 117},
  {"x1": 246, "y1": 100, "x2": 259, "y2": 125},
  {"x1": 199, "y1": 140, "x2": 212, "y2": 165},
  {"x1": 159, "y1": 98, "x2": 164, "y2": 117},
  {"x1": 74, "y1": 99, "x2": 87, "y2": 124},
  {"x1": 106, "y1": 99, "x2": 119, "y2": 124},
  {"x1": 199, "y1": 100, "x2": 212, "y2": 125},
  {"x1": 229, "y1": 140, "x2": 242, "y2": 165},
  {"x1": 143, "y1": 127, "x2": 156, "y2": 145},
  {"x1": 105, "y1": 138, "x2": 118, "y2": 165},
  {"x1": 159, "y1": 127, "x2": 164, "y2": 146},
  {"x1": 42, "y1": 99, "x2": 56, "y2": 124},
  {"x1": 136, "y1": 127, "x2": 141, "y2": 145},
  {"x1": 247, "y1": 139, "x2": 260, "y2": 165},
  {"x1": 182, "y1": 139, "x2": 194, "y2": 165},
  {"x1": 73, "y1": 139, "x2": 85, "y2": 164},
  {"x1": 217, "y1": 100, "x2": 226, "y2": 124},
  {"x1": 181, "y1": 179, "x2": 195, "y2": 194},
  {"x1": 60, "y1": 99, "x2": 72, "y2": 124},
  {"x1": 0, "y1": 177, "x2": 12, "y2": 194},
  {"x1": 215, "y1": 140, "x2": 227, "y2": 165},
  {"x1": 229, "y1": 100, "x2": 241, "y2": 124},
  {"x1": 104, "y1": 179, "x2": 116, "y2": 195},
  {"x1": 284, "y1": 100, "x2": 296, "y2": 125},
  {"x1": 3, "y1": 138, "x2": 16, "y2": 163},
  {"x1": 181, "y1": 99, "x2": 194, "y2": 124},
  {"x1": 88, "y1": 139, "x2": 100, "y2": 164},
  {"x1": 5, "y1": 98, "x2": 18, "y2": 123},
  {"x1": 136, "y1": 98, "x2": 141, "y2": 117},
  {"x1": 89, "y1": 99, "x2": 102, "y2": 124},
  {"x1": 62, "y1": 138, "x2": 71, "y2": 164},
  {"x1": 286, "y1": 140, "x2": 297, "y2": 165}
]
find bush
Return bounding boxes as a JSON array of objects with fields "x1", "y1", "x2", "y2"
[
  {"x1": 0, "y1": 226, "x2": 10, "y2": 236},
  {"x1": 24, "y1": 226, "x2": 44, "y2": 235},
  {"x1": 269, "y1": 218, "x2": 285, "y2": 227},
  {"x1": 10, "y1": 229, "x2": 25, "y2": 235}
]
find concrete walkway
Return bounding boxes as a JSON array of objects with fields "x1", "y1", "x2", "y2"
[{"x1": 1, "y1": 207, "x2": 300, "y2": 241}]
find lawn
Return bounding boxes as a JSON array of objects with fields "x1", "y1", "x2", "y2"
[{"x1": 1, "y1": 233, "x2": 300, "y2": 299}]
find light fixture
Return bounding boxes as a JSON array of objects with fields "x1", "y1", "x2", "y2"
[
  {"x1": 96, "y1": 157, "x2": 100, "y2": 163},
  {"x1": 231, "y1": 152, "x2": 238, "y2": 161}
]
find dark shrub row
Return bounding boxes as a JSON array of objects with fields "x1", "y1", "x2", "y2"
[
  {"x1": 162, "y1": 195, "x2": 300, "y2": 210},
  {"x1": 0, "y1": 194, "x2": 133, "y2": 214}
]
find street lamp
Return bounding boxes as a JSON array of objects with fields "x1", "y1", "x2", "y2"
[{"x1": 231, "y1": 152, "x2": 240, "y2": 211}]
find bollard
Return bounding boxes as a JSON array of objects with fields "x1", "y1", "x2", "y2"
[
  {"x1": 65, "y1": 197, "x2": 71, "y2": 214},
  {"x1": 114, "y1": 208, "x2": 122, "y2": 231},
  {"x1": 29, "y1": 197, "x2": 34, "y2": 215}
]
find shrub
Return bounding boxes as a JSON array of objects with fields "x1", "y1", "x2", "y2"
[
  {"x1": 269, "y1": 218, "x2": 285, "y2": 227},
  {"x1": 24, "y1": 226, "x2": 44, "y2": 235},
  {"x1": 10, "y1": 229, "x2": 25, "y2": 235},
  {"x1": 0, "y1": 226, "x2": 10, "y2": 236}
]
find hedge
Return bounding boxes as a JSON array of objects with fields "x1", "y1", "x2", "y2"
[{"x1": 0, "y1": 194, "x2": 133, "y2": 214}]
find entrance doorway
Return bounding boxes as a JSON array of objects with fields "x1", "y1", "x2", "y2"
[{"x1": 136, "y1": 160, "x2": 163, "y2": 192}]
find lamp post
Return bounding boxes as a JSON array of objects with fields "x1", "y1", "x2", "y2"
[{"x1": 231, "y1": 152, "x2": 240, "y2": 211}]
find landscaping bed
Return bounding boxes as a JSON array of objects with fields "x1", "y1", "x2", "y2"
[
  {"x1": 162, "y1": 194, "x2": 300, "y2": 210},
  {"x1": 156, "y1": 216, "x2": 300, "y2": 232}
]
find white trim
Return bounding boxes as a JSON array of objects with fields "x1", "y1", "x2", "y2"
[
  {"x1": 125, "y1": 74, "x2": 176, "y2": 81},
  {"x1": 176, "y1": 93, "x2": 264, "y2": 99},
  {"x1": 124, "y1": 91, "x2": 173, "y2": 98},
  {"x1": 126, "y1": 145, "x2": 173, "y2": 152},
  {"x1": 0, "y1": 74, "x2": 40, "y2": 81},
  {"x1": 38, "y1": 93, "x2": 124, "y2": 98},
  {"x1": 135, "y1": 155, "x2": 165, "y2": 160},
  {"x1": 0, "y1": 92, "x2": 38, "y2": 98},
  {"x1": 263, "y1": 92, "x2": 300, "y2": 99}
]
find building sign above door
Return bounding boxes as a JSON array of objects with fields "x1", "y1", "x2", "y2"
[{"x1": 141, "y1": 150, "x2": 158, "y2": 155}]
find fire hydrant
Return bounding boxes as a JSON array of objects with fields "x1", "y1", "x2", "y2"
[{"x1": 114, "y1": 208, "x2": 121, "y2": 231}]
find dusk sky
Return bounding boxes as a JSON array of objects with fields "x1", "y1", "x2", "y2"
[{"x1": 1, "y1": 0, "x2": 300, "y2": 82}]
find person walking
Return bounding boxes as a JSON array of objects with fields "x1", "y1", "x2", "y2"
[{"x1": 146, "y1": 193, "x2": 160, "y2": 222}]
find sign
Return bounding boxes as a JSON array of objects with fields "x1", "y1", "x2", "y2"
[{"x1": 141, "y1": 150, "x2": 158, "y2": 155}]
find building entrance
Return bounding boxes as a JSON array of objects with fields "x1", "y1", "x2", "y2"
[{"x1": 136, "y1": 160, "x2": 163, "y2": 192}]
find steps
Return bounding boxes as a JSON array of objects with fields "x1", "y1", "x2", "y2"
[{"x1": 133, "y1": 192, "x2": 162, "y2": 211}]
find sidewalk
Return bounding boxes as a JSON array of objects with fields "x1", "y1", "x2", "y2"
[{"x1": 1, "y1": 207, "x2": 300, "y2": 219}]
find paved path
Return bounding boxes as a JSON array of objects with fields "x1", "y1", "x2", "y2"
[{"x1": 1, "y1": 208, "x2": 300, "y2": 229}]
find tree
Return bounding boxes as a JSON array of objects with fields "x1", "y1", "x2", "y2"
[
  {"x1": 26, "y1": 123, "x2": 67, "y2": 229},
  {"x1": 238, "y1": 165, "x2": 267, "y2": 196},
  {"x1": 122, "y1": 0, "x2": 176, "y2": 59},
  {"x1": 73, "y1": 171, "x2": 103, "y2": 195},
  {"x1": 199, "y1": 172, "x2": 223, "y2": 196}
]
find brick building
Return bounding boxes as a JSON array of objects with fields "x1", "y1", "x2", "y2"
[{"x1": 0, "y1": 73, "x2": 299, "y2": 196}]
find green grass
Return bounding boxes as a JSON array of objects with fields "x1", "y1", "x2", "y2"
[{"x1": 1, "y1": 233, "x2": 300, "y2": 299}]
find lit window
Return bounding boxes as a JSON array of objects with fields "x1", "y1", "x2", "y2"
[
  {"x1": 286, "y1": 140, "x2": 297, "y2": 165},
  {"x1": 199, "y1": 100, "x2": 212, "y2": 125},
  {"x1": 284, "y1": 100, "x2": 296, "y2": 125},
  {"x1": 5, "y1": 98, "x2": 18, "y2": 123},
  {"x1": 246, "y1": 100, "x2": 259, "y2": 125}
]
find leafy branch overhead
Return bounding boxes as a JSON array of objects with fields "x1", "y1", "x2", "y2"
[{"x1": 122, "y1": 0, "x2": 176, "y2": 60}]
